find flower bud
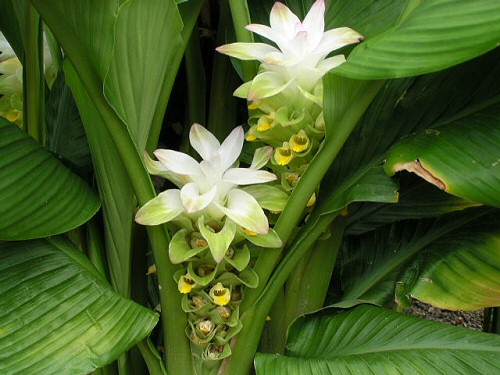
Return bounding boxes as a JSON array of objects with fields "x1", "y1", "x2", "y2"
[{"x1": 197, "y1": 319, "x2": 215, "y2": 336}]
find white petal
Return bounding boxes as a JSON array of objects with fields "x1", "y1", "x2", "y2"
[
  {"x1": 289, "y1": 30, "x2": 310, "y2": 59},
  {"x1": 154, "y1": 149, "x2": 202, "y2": 177},
  {"x1": 216, "y1": 42, "x2": 278, "y2": 61},
  {"x1": 262, "y1": 51, "x2": 296, "y2": 66},
  {"x1": 269, "y1": 2, "x2": 301, "y2": 40},
  {"x1": 189, "y1": 123, "x2": 220, "y2": 161},
  {"x1": 144, "y1": 152, "x2": 185, "y2": 187},
  {"x1": 302, "y1": 0, "x2": 325, "y2": 47},
  {"x1": 317, "y1": 54, "x2": 346, "y2": 73},
  {"x1": 218, "y1": 126, "x2": 244, "y2": 171},
  {"x1": 247, "y1": 71, "x2": 293, "y2": 100},
  {"x1": 315, "y1": 27, "x2": 363, "y2": 58},
  {"x1": 245, "y1": 24, "x2": 286, "y2": 49},
  {"x1": 216, "y1": 189, "x2": 269, "y2": 234},
  {"x1": 250, "y1": 146, "x2": 273, "y2": 169},
  {"x1": 294, "y1": 66, "x2": 324, "y2": 92},
  {"x1": 223, "y1": 168, "x2": 276, "y2": 185},
  {"x1": 135, "y1": 189, "x2": 184, "y2": 225},
  {"x1": 200, "y1": 158, "x2": 225, "y2": 185},
  {"x1": 180, "y1": 183, "x2": 217, "y2": 213}
]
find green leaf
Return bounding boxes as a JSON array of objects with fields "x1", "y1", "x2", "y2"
[
  {"x1": 103, "y1": 0, "x2": 183, "y2": 151},
  {"x1": 328, "y1": 0, "x2": 407, "y2": 39},
  {"x1": 318, "y1": 165, "x2": 399, "y2": 215},
  {"x1": 45, "y1": 69, "x2": 92, "y2": 173},
  {"x1": 336, "y1": 0, "x2": 500, "y2": 79},
  {"x1": 255, "y1": 304, "x2": 500, "y2": 374},
  {"x1": 403, "y1": 211, "x2": 500, "y2": 311},
  {"x1": 30, "y1": 0, "x2": 188, "y2": 152},
  {"x1": 0, "y1": 237, "x2": 158, "y2": 374},
  {"x1": 346, "y1": 174, "x2": 481, "y2": 236},
  {"x1": 339, "y1": 207, "x2": 494, "y2": 306},
  {"x1": 64, "y1": 62, "x2": 135, "y2": 297},
  {"x1": 385, "y1": 107, "x2": 500, "y2": 207},
  {"x1": 323, "y1": 48, "x2": 500, "y2": 235},
  {"x1": 0, "y1": 0, "x2": 25, "y2": 63},
  {"x1": 0, "y1": 117, "x2": 99, "y2": 240}
]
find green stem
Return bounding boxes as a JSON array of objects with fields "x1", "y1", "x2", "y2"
[
  {"x1": 242, "y1": 78, "x2": 384, "y2": 312},
  {"x1": 273, "y1": 217, "x2": 346, "y2": 353},
  {"x1": 228, "y1": 0, "x2": 257, "y2": 81},
  {"x1": 30, "y1": 2, "x2": 193, "y2": 373},
  {"x1": 24, "y1": 5, "x2": 44, "y2": 143},
  {"x1": 147, "y1": 225, "x2": 192, "y2": 374},
  {"x1": 86, "y1": 218, "x2": 110, "y2": 281},
  {"x1": 137, "y1": 339, "x2": 168, "y2": 375},
  {"x1": 223, "y1": 78, "x2": 385, "y2": 374},
  {"x1": 222, "y1": 211, "x2": 338, "y2": 375}
]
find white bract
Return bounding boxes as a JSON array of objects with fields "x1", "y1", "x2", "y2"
[
  {"x1": 216, "y1": 0, "x2": 362, "y2": 100},
  {"x1": 136, "y1": 123, "x2": 277, "y2": 236}
]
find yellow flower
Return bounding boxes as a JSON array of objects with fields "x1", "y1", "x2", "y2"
[
  {"x1": 178, "y1": 273, "x2": 196, "y2": 294},
  {"x1": 274, "y1": 142, "x2": 293, "y2": 165},
  {"x1": 209, "y1": 282, "x2": 231, "y2": 306},
  {"x1": 289, "y1": 130, "x2": 310, "y2": 153}
]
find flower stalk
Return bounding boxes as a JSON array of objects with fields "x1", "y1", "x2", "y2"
[{"x1": 136, "y1": 124, "x2": 282, "y2": 370}]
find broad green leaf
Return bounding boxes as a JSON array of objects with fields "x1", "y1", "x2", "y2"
[
  {"x1": 0, "y1": 117, "x2": 99, "y2": 240},
  {"x1": 318, "y1": 166, "x2": 398, "y2": 215},
  {"x1": 402, "y1": 212, "x2": 500, "y2": 311},
  {"x1": 339, "y1": 207, "x2": 495, "y2": 307},
  {"x1": 385, "y1": 107, "x2": 500, "y2": 207},
  {"x1": 32, "y1": 0, "x2": 201, "y2": 152},
  {"x1": 45, "y1": 70, "x2": 92, "y2": 174},
  {"x1": 0, "y1": 0, "x2": 25, "y2": 62},
  {"x1": 322, "y1": 48, "x2": 500, "y2": 235},
  {"x1": 65, "y1": 62, "x2": 135, "y2": 297},
  {"x1": 103, "y1": 0, "x2": 183, "y2": 151},
  {"x1": 255, "y1": 304, "x2": 500, "y2": 374},
  {"x1": 30, "y1": 0, "x2": 116, "y2": 80},
  {"x1": 346, "y1": 174, "x2": 480, "y2": 236},
  {"x1": 336, "y1": 0, "x2": 500, "y2": 79},
  {"x1": 328, "y1": 0, "x2": 406, "y2": 39},
  {"x1": 0, "y1": 237, "x2": 158, "y2": 374}
]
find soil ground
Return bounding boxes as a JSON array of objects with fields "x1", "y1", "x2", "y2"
[{"x1": 405, "y1": 300, "x2": 484, "y2": 331}]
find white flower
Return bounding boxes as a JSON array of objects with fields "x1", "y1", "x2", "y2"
[
  {"x1": 135, "y1": 124, "x2": 277, "y2": 236},
  {"x1": 216, "y1": 0, "x2": 362, "y2": 99}
]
